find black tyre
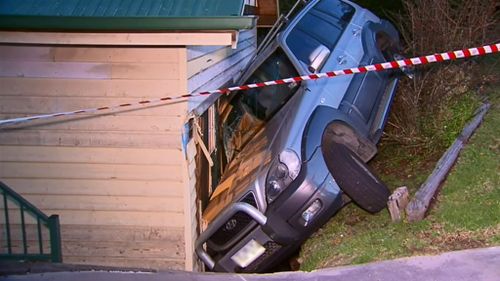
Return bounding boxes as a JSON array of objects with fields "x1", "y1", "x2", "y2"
[{"x1": 322, "y1": 142, "x2": 390, "y2": 213}]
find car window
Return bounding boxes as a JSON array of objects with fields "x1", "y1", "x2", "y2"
[
  {"x1": 286, "y1": 0, "x2": 355, "y2": 67},
  {"x1": 221, "y1": 47, "x2": 300, "y2": 161},
  {"x1": 241, "y1": 48, "x2": 300, "y2": 120}
]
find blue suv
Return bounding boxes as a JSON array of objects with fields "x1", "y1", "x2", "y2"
[{"x1": 196, "y1": 0, "x2": 404, "y2": 273}]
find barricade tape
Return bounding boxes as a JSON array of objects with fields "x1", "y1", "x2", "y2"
[{"x1": 0, "y1": 43, "x2": 498, "y2": 127}]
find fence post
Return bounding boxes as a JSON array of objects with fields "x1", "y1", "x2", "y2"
[{"x1": 48, "y1": 215, "x2": 62, "y2": 263}]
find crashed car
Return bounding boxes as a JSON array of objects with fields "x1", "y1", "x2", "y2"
[{"x1": 196, "y1": 0, "x2": 405, "y2": 273}]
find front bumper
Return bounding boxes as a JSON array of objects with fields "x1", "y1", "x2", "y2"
[
  {"x1": 196, "y1": 149, "x2": 344, "y2": 272},
  {"x1": 195, "y1": 202, "x2": 267, "y2": 270},
  {"x1": 196, "y1": 199, "x2": 296, "y2": 273}
]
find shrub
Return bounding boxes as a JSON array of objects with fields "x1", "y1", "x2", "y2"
[{"x1": 385, "y1": 0, "x2": 497, "y2": 152}]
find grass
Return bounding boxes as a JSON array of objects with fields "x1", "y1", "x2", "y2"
[{"x1": 298, "y1": 82, "x2": 500, "y2": 271}]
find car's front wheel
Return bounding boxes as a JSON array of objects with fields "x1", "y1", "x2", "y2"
[{"x1": 322, "y1": 142, "x2": 390, "y2": 213}]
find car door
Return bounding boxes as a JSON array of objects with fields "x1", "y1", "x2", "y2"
[{"x1": 344, "y1": 21, "x2": 399, "y2": 130}]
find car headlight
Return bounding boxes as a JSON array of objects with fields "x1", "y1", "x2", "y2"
[{"x1": 265, "y1": 149, "x2": 301, "y2": 203}]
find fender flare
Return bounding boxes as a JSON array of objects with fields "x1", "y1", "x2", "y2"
[{"x1": 301, "y1": 106, "x2": 377, "y2": 162}]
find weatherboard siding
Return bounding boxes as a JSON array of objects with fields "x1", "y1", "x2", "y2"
[
  {"x1": 0, "y1": 27, "x2": 256, "y2": 271},
  {"x1": 187, "y1": 28, "x2": 257, "y2": 110},
  {"x1": 0, "y1": 44, "x2": 189, "y2": 270}
]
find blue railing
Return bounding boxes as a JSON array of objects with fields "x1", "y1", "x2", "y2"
[{"x1": 0, "y1": 181, "x2": 62, "y2": 262}]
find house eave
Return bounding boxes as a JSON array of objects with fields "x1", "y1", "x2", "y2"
[{"x1": 0, "y1": 30, "x2": 243, "y2": 47}]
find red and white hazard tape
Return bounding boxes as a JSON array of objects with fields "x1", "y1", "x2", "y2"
[{"x1": 0, "y1": 43, "x2": 498, "y2": 127}]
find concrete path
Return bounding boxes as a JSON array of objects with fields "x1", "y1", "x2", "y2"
[{"x1": 2, "y1": 247, "x2": 499, "y2": 281}]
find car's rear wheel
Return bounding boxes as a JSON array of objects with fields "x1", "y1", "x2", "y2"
[{"x1": 322, "y1": 142, "x2": 390, "y2": 213}]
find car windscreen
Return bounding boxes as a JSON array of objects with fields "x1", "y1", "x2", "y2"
[
  {"x1": 221, "y1": 48, "x2": 301, "y2": 161},
  {"x1": 286, "y1": 0, "x2": 355, "y2": 68}
]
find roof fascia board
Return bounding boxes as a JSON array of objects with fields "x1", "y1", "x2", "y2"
[{"x1": 0, "y1": 31, "x2": 239, "y2": 46}]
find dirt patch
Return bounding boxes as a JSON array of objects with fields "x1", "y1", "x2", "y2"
[
  {"x1": 344, "y1": 213, "x2": 366, "y2": 226},
  {"x1": 434, "y1": 232, "x2": 487, "y2": 251},
  {"x1": 411, "y1": 224, "x2": 500, "y2": 256},
  {"x1": 320, "y1": 254, "x2": 354, "y2": 269}
]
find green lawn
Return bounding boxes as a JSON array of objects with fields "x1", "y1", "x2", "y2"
[{"x1": 299, "y1": 87, "x2": 500, "y2": 271}]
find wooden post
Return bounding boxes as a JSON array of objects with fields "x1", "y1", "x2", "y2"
[
  {"x1": 406, "y1": 103, "x2": 490, "y2": 222},
  {"x1": 387, "y1": 186, "x2": 409, "y2": 222}
]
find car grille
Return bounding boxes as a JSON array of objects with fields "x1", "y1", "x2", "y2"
[
  {"x1": 208, "y1": 193, "x2": 257, "y2": 247},
  {"x1": 236, "y1": 241, "x2": 282, "y2": 273}
]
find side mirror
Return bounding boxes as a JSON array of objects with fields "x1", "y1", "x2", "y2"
[
  {"x1": 393, "y1": 53, "x2": 415, "y2": 79},
  {"x1": 308, "y1": 45, "x2": 331, "y2": 73}
]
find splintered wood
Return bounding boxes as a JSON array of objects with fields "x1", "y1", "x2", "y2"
[{"x1": 387, "y1": 186, "x2": 409, "y2": 222}]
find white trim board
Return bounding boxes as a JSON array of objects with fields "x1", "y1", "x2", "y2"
[{"x1": 0, "y1": 31, "x2": 238, "y2": 46}]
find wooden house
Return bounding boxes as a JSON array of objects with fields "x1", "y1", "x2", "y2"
[{"x1": 0, "y1": 0, "x2": 257, "y2": 271}]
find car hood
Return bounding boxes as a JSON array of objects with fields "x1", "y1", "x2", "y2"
[
  {"x1": 202, "y1": 88, "x2": 305, "y2": 226},
  {"x1": 202, "y1": 125, "x2": 272, "y2": 225}
]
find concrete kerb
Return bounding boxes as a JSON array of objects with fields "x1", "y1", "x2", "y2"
[{"x1": 2, "y1": 247, "x2": 499, "y2": 281}]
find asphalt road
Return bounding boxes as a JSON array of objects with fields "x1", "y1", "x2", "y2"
[{"x1": 2, "y1": 247, "x2": 499, "y2": 281}]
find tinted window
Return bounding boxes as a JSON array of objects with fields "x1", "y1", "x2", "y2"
[
  {"x1": 240, "y1": 49, "x2": 300, "y2": 121},
  {"x1": 286, "y1": 0, "x2": 354, "y2": 66},
  {"x1": 222, "y1": 48, "x2": 300, "y2": 160}
]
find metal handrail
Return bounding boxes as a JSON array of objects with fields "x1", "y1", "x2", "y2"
[{"x1": 0, "y1": 181, "x2": 62, "y2": 262}]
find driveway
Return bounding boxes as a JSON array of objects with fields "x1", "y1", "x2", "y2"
[{"x1": 2, "y1": 247, "x2": 499, "y2": 281}]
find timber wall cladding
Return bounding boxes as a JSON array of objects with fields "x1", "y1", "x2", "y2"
[
  {"x1": 187, "y1": 28, "x2": 257, "y2": 93},
  {"x1": 0, "y1": 45, "x2": 188, "y2": 269}
]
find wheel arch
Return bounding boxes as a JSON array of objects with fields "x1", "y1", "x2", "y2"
[
  {"x1": 322, "y1": 120, "x2": 377, "y2": 162},
  {"x1": 301, "y1": 106, "x2": 377, "y2": 163}
]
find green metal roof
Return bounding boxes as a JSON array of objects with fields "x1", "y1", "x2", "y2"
[{"x1": 0, "y1": 0, "x2": 256, "y2": 31}]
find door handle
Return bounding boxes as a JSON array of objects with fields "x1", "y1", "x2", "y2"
[{"x1": 337, "y1": 55, "x2": 347, "y2": 65}]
